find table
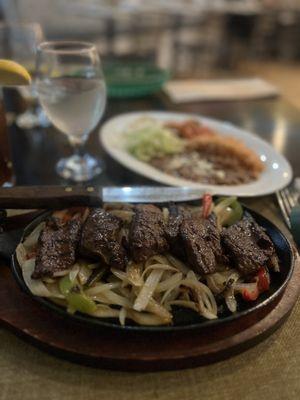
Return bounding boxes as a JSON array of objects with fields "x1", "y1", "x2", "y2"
[
  {"x1": 0, "y1": 92, "x2": 299, "y2": 399},
  {"x1": 5, "y1": 93, "x2": 300, "y2": 184}
]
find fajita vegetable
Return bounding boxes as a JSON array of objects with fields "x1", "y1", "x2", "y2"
[{"x1": 16, "y1": 198, "x2": 279, "y2": 326}]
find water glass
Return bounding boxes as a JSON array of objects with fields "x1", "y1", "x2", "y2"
[{"x1": 35, "y1": 41, "x2": 107, "y2": 181}]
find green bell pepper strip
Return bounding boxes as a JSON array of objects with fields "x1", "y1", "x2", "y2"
[
  {"x1": 66, "y1": 293, "x2": 97, "y2": 314},
  {"x1": 59, "y1": 275, "x2": 97, "y2": 314},
  {"x1": 214, "y1": 197, "x2": 243, "y2": 227},
  {"x1": 59, "y1": 275, "x2": 74, "y2": 296}
]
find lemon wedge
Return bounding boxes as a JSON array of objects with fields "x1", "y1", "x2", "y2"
[{"x1": 0, "y1": 59, "x2": 31, "y2": 86}]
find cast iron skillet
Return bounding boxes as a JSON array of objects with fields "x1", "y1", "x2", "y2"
[{"x1": 11, "y1": 206, "x2": 295, "y2": 333}]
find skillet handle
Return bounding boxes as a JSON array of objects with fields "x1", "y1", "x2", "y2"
[
  {"x1": 0, "y1": 186, "x2": 102, "y2": 209},
  {"x1": 0, "y1": 229, "x2": 23, "y2": 261}
]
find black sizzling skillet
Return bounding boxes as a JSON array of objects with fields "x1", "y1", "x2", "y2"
[{"x1": 7, "y1": 205, "x2": 295, "y2": 333}]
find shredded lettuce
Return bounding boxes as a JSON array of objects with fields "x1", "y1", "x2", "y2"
[{"x1": 126, "y1": 118, "x2": 183, "y2": 162}]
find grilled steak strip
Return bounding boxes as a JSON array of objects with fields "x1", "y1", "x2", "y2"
[
  {"x1": 221, "y1": 216, "x2": 278, "y2": 276},
  {"x1": 165, "y1": 204, "x2": 185, "y2": 241},
  {"x1": 165, "y1": 204, "x2": 189, "y2": 259},
  {"x1": 203, "y1": 213, "x2": 224, "y2": 262},
  {"x1": 80, "y1": 209, "x2": 127, "y2": 269},
  {"x1": 166, "y1": 204, "x2": 222, "y2": 275},
  {"x1": 32, "y1": 217, "x2": 82, "y2": 279},
  {"x1": 180, "y1": 213, "x2": 222, "y2": 275},
  {"x1": 130, "y1": 204, "x2": 169, "y2": 263}
]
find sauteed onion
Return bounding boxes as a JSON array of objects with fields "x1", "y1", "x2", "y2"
[{"x1": 16, "y1": 200, "x2": 274, "y2": 326}]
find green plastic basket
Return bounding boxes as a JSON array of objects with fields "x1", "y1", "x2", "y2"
[{"x1": 103, "y1": 62, "x2": 170, "y2": 98}]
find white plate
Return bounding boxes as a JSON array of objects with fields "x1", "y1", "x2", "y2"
[{"x1": 100, "y1": 111, "x2": 293, "y2": 197}]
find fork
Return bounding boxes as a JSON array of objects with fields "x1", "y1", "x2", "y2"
[{"x1": 276, "y1": 178, "x2": 300, "y2": 229}]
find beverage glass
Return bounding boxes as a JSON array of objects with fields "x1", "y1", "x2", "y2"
[
  {"x1": 0, "y1": 89, "x2": 14, "y2": 186},
  {"x1": 0, "y1": 22, "x2": 49, "y2": 129},
  {"x1": 35, "y1": 41, "x2": 107, "y2": 181}
]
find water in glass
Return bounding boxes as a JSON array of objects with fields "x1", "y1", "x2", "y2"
[{"x1": 35, "y1": 41, "x2": 107, "y2": 181}]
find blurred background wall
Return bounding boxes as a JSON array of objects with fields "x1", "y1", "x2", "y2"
[{"x1": 1, "y1": 0, "x2": 300, "y2": 75}]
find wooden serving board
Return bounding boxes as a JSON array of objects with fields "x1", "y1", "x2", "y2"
[{"x1": 0, "y1": 216, "x2": 299, "y2": 371}]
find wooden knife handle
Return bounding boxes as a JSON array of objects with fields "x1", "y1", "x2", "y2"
[{"x1": 0, "y1": 186, "x2": 102, "y2": 209}]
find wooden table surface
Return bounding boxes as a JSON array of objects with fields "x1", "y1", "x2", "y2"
[{"x1": 1, "y1": 91, "x2": 300, "y2": 399}]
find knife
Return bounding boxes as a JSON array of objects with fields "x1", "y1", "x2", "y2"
[{"x1": 0, "y1": 185, "x2": 212, "y2": 209}]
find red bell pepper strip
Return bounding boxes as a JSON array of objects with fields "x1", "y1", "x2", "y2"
[
  {"x1": 241, "y1": 267, "x2": 270, "y2": 301},
  {"x1": 242, "y1": 285, "x2": 259, "y2": 301},
  {"x1": 26, "y1": 250, "x2": 36, "y2": 260},
  {"x1": 256, "y1": 267, "x2": 270, "y2": 292},
  {"x1": 202, "y1": 193, "x2": 213, "y2": 218}
]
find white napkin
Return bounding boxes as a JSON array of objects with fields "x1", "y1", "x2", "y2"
[{"x1": 164, "y1": 78, "x2": 279, "y2": 103}]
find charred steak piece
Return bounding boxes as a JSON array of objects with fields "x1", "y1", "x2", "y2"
[
  {"x1": 130, "y1": 204, "x2": 169, "y2": 263},
  {"x1": 166, "y1": 206, "x2": 223, "y2": 275},
  {"x1": 80, "y1": 209, "x2": 127, "y2": 269},
  {"x1": 165, "y1": 204, "x2": 190, "y2": 259},
  {"x1": 180, "y1": 213, "x2": 222, "y2": 275},
  {"x1": 32, "y1": 217, "x2": 82, "y2": 279},
  {"x1": 166, "y1": 204, "x2": 188, "y2": 243},
  {"x1": 204, "y1": 213, "x2": 223, "y2": 262},
  {"x1": 221, "y1": 216, "x2": 278, "y2": 276}
]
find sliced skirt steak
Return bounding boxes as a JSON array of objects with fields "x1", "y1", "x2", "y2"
[
  {"x1": 32, "y1": 217, "x2": 81, "y2": 279},
  {"x1": 80, "y1": 209, "x2": 127, "y2": 269}
]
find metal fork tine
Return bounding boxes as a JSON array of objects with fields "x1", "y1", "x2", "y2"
[
  {"x1": 280, "y1": 189, "x2": 292, "y2": 215},
  {"x1": 291, "y1": 186, "x2": 299, "y2": 205},
  {"x1": 283, "y1": 187, "x2": 297, "y2": 208},
  {"x1": 276, "y1": 190, "x2": 291, "y2": 228}
]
